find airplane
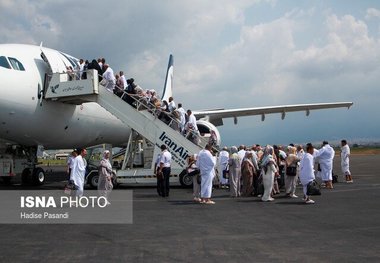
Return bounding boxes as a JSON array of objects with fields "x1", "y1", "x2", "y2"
[{"x1": 0, "y1": 43, "x2": 353, "y2": 185}]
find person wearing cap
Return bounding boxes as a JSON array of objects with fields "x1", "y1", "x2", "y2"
[
  {"x1": 158, "y1": 144, "x2": 172, "y2": 197},
  {"x1": 98, "y1": 150, "x2": 113, "y2": 205},
  {"x1": 315, "y1": 141, "x2": 335, "y2": 189}
]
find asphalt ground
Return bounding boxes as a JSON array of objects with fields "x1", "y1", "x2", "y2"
[{"x1": 0, "y1": 155, "x2": 379, "y2": 263}]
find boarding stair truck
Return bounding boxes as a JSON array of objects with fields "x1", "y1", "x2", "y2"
[
  {"x1": 0, "y1": 154, "x2": 14, "y2": 184},
  {"x1": 0, "y1": 145, "x2": 45, "y2": 185},
  {"x1": 44, "y1": 69, "x2": 211, "y2": 187}
]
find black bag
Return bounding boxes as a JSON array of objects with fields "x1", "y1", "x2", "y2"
[
  {"x1": 188, "y1": 169, "x2": 200, "y2": 177},
  {"x1": 222, "y1": 169, "x2": 229, "y2": 179},
  {"x1": 332, "y1": 173, "x2": 338, "y2": 183},
  {"x1": 64, "y1": 180, "x2": 77, "y2": 195},
  {"x1": 307, "y1": 180, "x2": 321, "y2": 195},
  {"x1": 256, "y1": 174, "x2": 264, "y2": 196},
  {"x1": 222, "y1": 164, "x2": 229, "y2": 179},
  {"x1": 286, "y1": 165, "x2": 297, "y2": 176}
]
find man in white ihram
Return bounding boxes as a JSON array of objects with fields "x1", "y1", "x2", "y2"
[
  {"x1": 196, "y1": 144, "x2": 216, "y2": 204},
  {"x1": 102, "y1": 64, "x2": 116, "y2": 93},
  {"x1": 341, "y1": 139, "x2": 353, "y2": 183},
  {"x1": 315, "y1": 141, "x2": 335, "y2": 189},
  {"x1": 70, "y1": 148, "x2": 87, "y2": 196}
]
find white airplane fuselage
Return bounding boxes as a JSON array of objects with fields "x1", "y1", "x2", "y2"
[{"x1": 0, "y1": 44, "x2": 130, "y2": 149}]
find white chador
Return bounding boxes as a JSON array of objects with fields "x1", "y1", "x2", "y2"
[
  {"x1": 300, "y1": 153, "x2": 315, "y2": 185},
  {"x1": 316, "y1": 144, "x2": 335, "y2": 181},
  {"x1": 299, "y1": 152, "x2": 315, "y2": 196},
  {"x1": 70, "y1": 155, "x2": 87, "y2": 196},
  {"x1": 98, "y1": 153, "x2": 113, "y2": 201},
  {"x1": 197, "y1": 149, "x2": 216, "y2": 199},
  {"x1": 261, "y1": 154, "x2": 277, "y2": 202},
  {"x1": 102, "y1": 66, "x2": 116, "y2": 92},
  {"x1": 341, "y1": 144, "x2": 350, "y2": 175},
  {"x1": 218, "y1": 149, "x2": 229, "y2": 185}
]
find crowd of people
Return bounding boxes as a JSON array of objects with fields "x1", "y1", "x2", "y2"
[
  {"x1": 64, "y1": 59, "x2": 354, "y2": 206},
  {"x1": 182, "y1": 139, "x2": 353, "y2": 205},
  {"x1": 65, "y1": 58, "x2": 204, "y2": 145}
]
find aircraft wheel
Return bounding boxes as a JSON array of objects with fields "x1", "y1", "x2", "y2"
[
  {"x1": 32, "y1": 167, "x2": 45, "y2": 185},
  {"x1": 179, "y1": 169, "x2": 193, "y2": 188},
  {"x1": 21, "y1": 168, "x2": 32, "y2": 185},
  {"x1": 88, "y1": 173, "x2": 99, "y2": 189}
]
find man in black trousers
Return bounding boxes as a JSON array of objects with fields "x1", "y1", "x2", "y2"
[{"x1": 157, "y1": 144, "x2": 172, "y2": 197}]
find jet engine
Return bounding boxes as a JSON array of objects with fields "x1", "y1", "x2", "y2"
[{"x1": 196, "y1": 120, "x2": 221, "y2": 148}]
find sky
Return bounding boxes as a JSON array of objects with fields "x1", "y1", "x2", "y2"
[{"x1": 1, "y1": 0, "x2": 379, "y2": 147}]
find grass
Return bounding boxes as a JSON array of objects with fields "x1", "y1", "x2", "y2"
[{"x1": 38, "y1": 159, "x2": 67, "y2": 166}]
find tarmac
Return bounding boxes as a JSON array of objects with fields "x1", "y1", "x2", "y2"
[{"x1": 0, "y1": 154, "x2": 379, "y2": 262}]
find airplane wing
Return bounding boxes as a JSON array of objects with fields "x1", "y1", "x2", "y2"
[{"x1": 193, "y1": 102, "x2": 353, "y2": 126}]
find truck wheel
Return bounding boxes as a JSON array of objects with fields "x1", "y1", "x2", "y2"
[
  {"x1": 32, "y1": 167, "x2": 45, "y2": 185},
  {"x1": 88, "y1": 173, "x2": 99, "y2": 189},
  {"x1": 1, "y1": 177, "x2": 12, "y2": 185},
  {"x1": 179, "y1": 169, "x2": 193, "y2": 188}
]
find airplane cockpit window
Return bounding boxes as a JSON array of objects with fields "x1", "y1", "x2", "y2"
[
  {"x1": 8, "y1": 57, "x2": 25, "y2": 71},
  {"x1": 0, "y1": 56, "x2": 11, "y2": 69}
]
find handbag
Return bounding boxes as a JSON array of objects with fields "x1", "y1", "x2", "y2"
[
  {"x1": 256, "y1": 173, "x2": 264, "y2": 196},
  {"x1": 307, "y1": 180, "x2": 321, "y2": 195},
  {"x1": 188, "y1": 169, "x2": 200, "y2": 177},
  {"x1": 286, "y1": 165, "x2": 297, "y2": 176},
  {"x1": 64, "y1": 180, "x2": 77, "y2": 195},
  {"x1": 222, "y1": 164, "x2": 229, "y2": 179}
]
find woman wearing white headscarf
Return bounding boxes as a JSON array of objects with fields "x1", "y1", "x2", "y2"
[
  {"x1": 98, "y1": 150, "x2": 113, "y2": 204},
  {"x1": 261, "y1": 145, "x2": 278, "y2": 202},
  {"x1": 228, "y1": 146, "x2": 241, "y2": 197}
]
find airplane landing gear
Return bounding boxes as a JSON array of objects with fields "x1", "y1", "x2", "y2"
[
  {"x1": 33, "y1": 167, "x2": 45, "y2": 185},
  {"x1": 21, "y1": 167, "x2": 46, "y2": 186}
]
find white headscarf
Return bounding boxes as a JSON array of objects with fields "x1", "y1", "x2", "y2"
[
  {"x1": 101, "y1": 150, "x2": 112, "y2": 171},
  {"x1": 261, "y1": 145, "x2": 275, "y2": 169}
]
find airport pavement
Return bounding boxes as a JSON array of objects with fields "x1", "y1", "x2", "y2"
[{"x1": 0, "y1": 155, "x2": 379, "y2": 262}]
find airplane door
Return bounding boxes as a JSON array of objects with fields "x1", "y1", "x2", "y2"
[{"x1": 40, "y1": 47, "x2": 69, "y2": 73}]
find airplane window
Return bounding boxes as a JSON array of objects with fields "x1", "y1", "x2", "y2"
[
  {"x1": 0, "y1": 56, "x2": 11, "y2": 69},
  {"x1": 8, "y1": 57, "x2": 25, "y2": 71}
]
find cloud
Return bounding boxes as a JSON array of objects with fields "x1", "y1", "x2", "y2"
[
  {"x1": 365, "y1": 8, "x2": 380, "y2": 20},
  {"x1": 0, "y1": 1, "x2": 379, "y2": 144},
  {"x1": 0, "y1": 0, "x2": 60, "y2": 45},
  {"x1": 284, "y1": 14, "x2": 380, "y2": 93}
]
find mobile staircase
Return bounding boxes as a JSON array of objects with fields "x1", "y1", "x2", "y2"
[{"x1": 44, "y1": 70, "x2": 209, "y2": 186}]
